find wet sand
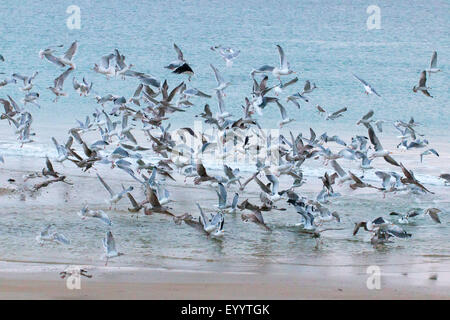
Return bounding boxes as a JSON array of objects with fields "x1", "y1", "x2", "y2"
[{"x1": 0, "y1": 261, "x2": 449, "y2": 299}]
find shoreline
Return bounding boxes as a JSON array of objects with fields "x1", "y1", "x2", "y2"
[{"x1": 0, "y1": 260, "x2": 448, "y2": 299}]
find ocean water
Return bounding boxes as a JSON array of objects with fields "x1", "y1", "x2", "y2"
[{"x1": 0, "y1": 1, "x2": 449, "y2": 271}]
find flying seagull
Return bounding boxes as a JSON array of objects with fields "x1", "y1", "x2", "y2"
[{"x1": 353, "y1": 74, "x2": 381, "y2": 97}]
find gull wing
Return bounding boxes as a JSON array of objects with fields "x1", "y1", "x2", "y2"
[
  {"x1": 173, "y1": 43, "x2": 184, "y2": 61},
  {"x1": 265, "y1": 174, "x2": 279, "y2": 195},
  {"x1": 146, "y1": 186, "x2": 161, "y2": 207},
  {"x1": 375, "y1": 171, "x2": 391, "y2": 189},
  {"x1": 97, "y1": 173, "x2": 115, "y2": 197},
  {"x1": 304, "y1": 80, "x2": 311, "y2": 91},
  {"x1": 276, "y1": 101, "x2": 288, "y2": 120},
  {"x1": 44, "y1": 53, "x2": 66, "y2": 67},
  {"x1": 348, "y1": 171, "x2": 364, "y2": 184},
  {"x1": 100, "y1": 54, "x2": 115, "y2": 69},
  {"x1": 418, "y1": 70, "x2": 427, "y2": 87},
  {"x1": 362, "y1": 110, "x2": 374, "y2": 121},
  {"x1": 55, "y1": 67, "x2": 74, "y2": 90},
  {"x1": 368, "y1": 126, "x2": 383, "y2": 151},
  {"x1": 63, "y1": 41, "x2": 78, "y2": 61},
  {"x1": 330, "y1": 160, "x2": 346, "y2": 177},
  {"x1": 276, "y1": 45, "x2": 287, "y2": 69},
  {"x1": 331, "y1": 107, "x2": 347, "y2": 117},
  {"x1": 127, "y1": 192, "x2": 140, "y2": 209},
  {"x1": 210, "y1": 64, "x2": 224, "y2": 85},
  {"x1": 254, "y1": 176, "x2": 272, "y2": 195},
  {"x1": 53, "y1": 233, "x2": 70, "y2": 245},
  {"x1": 353, "y1": 73, "x2": 368, "y2": 86},
  {"x1": 196, "y1": 203, "x2": 208, "y2": 227},
  {"x1": 217, "y1": 182, "x2": 227, "y2": 207},
  {"x1": 430, "y1": 51, "x2": 437, "y2": 68},
  {"x1": 217, "y1": 90, "x2": 226, "y2": 114}
]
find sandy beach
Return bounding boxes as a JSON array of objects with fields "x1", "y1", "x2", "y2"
[{"x1": 0, "y1": 260, "x2": 449, "y2": 299}]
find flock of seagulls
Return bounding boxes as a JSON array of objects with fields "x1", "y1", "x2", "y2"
[{"x1": 0, "y1": 42, "x2": 447, "y2": 264}]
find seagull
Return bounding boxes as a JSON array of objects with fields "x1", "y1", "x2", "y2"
[
  {"x1": 286, "y1": 92, "x2": 309, "y2": 109},
  {"x1": 330, "y1": 160, "x2": 351, "y2": 184},
  {"x1": 216, "y1": 90, "x2": 231, "y2": 120},
  {"x1": 165, "y1": 43, "x2": 186, "y2": 70},
  {"x1": 276, "y1": 100, "x2": 295, "y2": 128},
  {"x1": 240, "y1": 201, "x2": 271, "y2": 231},
  {"x1": 73, "y1": 77, "x2": 93, "y2": 96},
  {"x1": 172, "y1": 60, "x2": 194, "y2": 80},
  {"x1": 143, "y1": 185, "x2": 174, "y2": 216},
  {"x1": 114, "y1": 48, "x2": 134, "y2": 79},
  {"x1": 423, "y1": 208, "x2": 442, "y2": 224},
  {"x1": 103, "y1": 231, "x2": 123, "y2": 265},
  {"x1": 97, "y1": 173, "x2": 133, "y2": 208},
  {"x1": 413, "y1": 71, "x2": 432, "y2": 97},
  {"x1": 12, "y1": 72, "x2": 38, "y2": 91},
  {"x1": 287, "y1": 198, "x2": 316, "y2": 230},
  {"x1": 36, "y1": 224, "x2": 70, "y2": 245},
  {"x1": 324, "y1": 107, "x2": 347, "y2": 120},
  {"x1": 353, "y1": 74, "x2": 381, "y2": 97},
  {"x1": 400, "y1": 163, "x2": 433, "y2": 194},
  {"x1": 78, "y1": 204, "x2": 112, "y2": 226},
  {"x1": 389, "y1": 210, "x2": 421, "y2": 224},
  {"x1": 301, "y1": 80, "x2": 317, "y2": 95},
  {"x1": 367, "y1": 126, "x2": 399, "y2": 166},
  {"x1": 93, "y1": 54, "x2": 116, "y2": 79},
  {"x1": 211, "y1": 45, "x2": 240, "y2": 67},
  {"x1": 23, "y1": 92, "x2": 40, "y2": 108},
  {"x1": 215, "y1": 182, "x2": 239, "y2": 213},
  {"x1": 210, "y1": 64, "x2": 230, "y2": 94},
  {"x1": 439, "y1": 174, "x2": 450, "y2": 185},
  {"x1": 420, "y1": 148, "x2": 439, "y2": 162},
  {"x1": 425, "y1": 51, "x2": 441, "y2": 75},
  {"x1": 48, "y1": 67, "x2": 74, "y2": 102},
  {"x1": 59, "y1": 41, "x2": 78, "y2": 69},
  {"x1": 251, "y1": 45, "x2": 295, "y2": 83},
  {"x1": 353, "y1": 217, "x2": 411, "y2": 238},
  {"x1": 197, "y1": 203, "x2": 223, "y2": 234},
  {"x1": 39, "y1": 43, "x2": 76, "y2": 68}
]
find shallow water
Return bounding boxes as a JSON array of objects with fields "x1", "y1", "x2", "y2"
[{"x1": 0, "y1": 1, "x2": 449, "y2": 271}]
